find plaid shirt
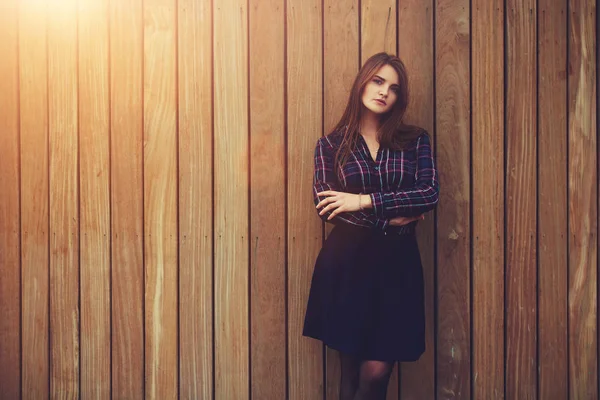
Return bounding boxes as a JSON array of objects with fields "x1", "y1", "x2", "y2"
[{"x1": 313, "y1": 130, "x2": 439, "y2": 230}]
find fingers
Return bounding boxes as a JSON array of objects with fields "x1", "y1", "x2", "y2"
[
  {"x1": 316, "y1": 190, "x2": 338, "y2": 197},
  {"x1": 319, "y1": 201, "x2": 340, "y2": 216}
]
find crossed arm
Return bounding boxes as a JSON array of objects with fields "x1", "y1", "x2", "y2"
[{"x1": 314, "y1": 133, "x2": 439, "y2": 226}]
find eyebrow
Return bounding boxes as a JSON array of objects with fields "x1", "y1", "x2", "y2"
[{"x1": 374, "y1": 74, "x2": 400, "y2": 87}]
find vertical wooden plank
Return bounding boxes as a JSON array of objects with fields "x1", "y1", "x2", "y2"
[
  {"x1": 471, "y1": 0, "x2": 504, "y2": 398},
  {"x1": 398, "y1": 1, "x2": 435, "y2": 399},
  {"x1": 178, "y1": 0, "x2": 213, "y2": 398},
  {"x1": 78, "y1": 0, "x2": 110, "y2": 397},
  {"x1": 110, "y1": 0, "x2": 144, "y2": 397},
  {"x1": 143, "y1": 0, "x2": 178, "y2": 397},
  {"x1": 505, "y1": 1, "x2": 537, "y2": 398},
  {"x1": 48, "y1": 0, "x2": 80, "y2": 396},
  {"x1": 323, "y1": 0, "x2": 358, "y2": 398},
  {"x1": 0, "y1": 1, "x2": 21, "y2": 399},
  {"x1": 360, "y1": 2, "x2": 399, "y2": 398},
  {"x1": 249, "y1": 0, "x2": 286, "y2": 399},
  {"x1": 287, "y1": 0, "x2": 323, "y2": 398},
  {"x1": 435, "y1": 0, "x2": 471, "y2": 397},
  {"x1": 214, "y1": 0, "x2": 249, "y2": 398},
  {"x1": 568, "y1": 0, "x2": 598, "y2": 398},
  {"x1": 361, "y1": 0, "x2": 396, "y2": 62},
  {"x1": 19, "y1": 0, "x2": 50, "y2": 398},
  {"x1": 538, "y1": 0, "x2": 568, "y2": 398}
]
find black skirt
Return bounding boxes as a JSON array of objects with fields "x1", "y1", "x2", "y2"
[{"x1": 302, "y1": 223, "x2": 425, "y2": 362}]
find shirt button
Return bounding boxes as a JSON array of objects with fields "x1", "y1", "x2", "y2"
[{"x1": 374, "y1": 166, "x2": 379, "y2": 171}]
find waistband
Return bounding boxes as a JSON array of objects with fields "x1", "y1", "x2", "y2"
[{"x1": 383, "y1": 223, "x2": 415, "y2": 236}]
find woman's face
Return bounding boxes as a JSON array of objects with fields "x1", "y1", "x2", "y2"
[{"x1": 361, "y1": 64, "x2": 400, "y2": 115}]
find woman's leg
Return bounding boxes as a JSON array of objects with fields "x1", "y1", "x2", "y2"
[
  {"x1": 353, "y1": 360, "x2": 395, "y2": 400},
  {"x1": 339, "y1": 351, "x2": 360, "y2": 400}
]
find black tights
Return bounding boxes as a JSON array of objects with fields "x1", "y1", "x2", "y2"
[{"x1": 339, "y1": 352, "x2": 395, "y2": 400}]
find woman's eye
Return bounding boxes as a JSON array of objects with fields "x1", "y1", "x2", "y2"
[{"x1": 373, "y1": 78, "x2": 382, "y2": 84}]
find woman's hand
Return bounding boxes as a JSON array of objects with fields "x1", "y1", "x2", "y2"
[
  {"x1": 316, "y1": 190, "x2": 362, "y2": 220},
  {"x1": 388, "y1": 214, "x2": 424, "y2": 226}
]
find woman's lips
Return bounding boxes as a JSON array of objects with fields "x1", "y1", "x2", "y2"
[{"x1": 374, "y1": 99, "x2": 386, "y2": 106}]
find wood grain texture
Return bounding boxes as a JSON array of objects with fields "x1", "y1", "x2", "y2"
[
  {"x1": 143, "y1": 0, "x2": 179, "y2": 398},
  {"x1": 0, "y1": 1, "x2": 21, "y2": 398},
  {"x1": 471, "y1": 0, "x2": 504, "y2": 398},
  {"x1": 213, "y1": 0, "x2": 249, "y2": 398},
  {"x1": 361, "y1": 0, "x2": 396, "y2": 62},
  {"x1": 178, "y1": 0, "x2": 213, "y2": 398},
  {"x1": 78, "y1": 0, "x2": 111, "y2": 397},
  {"x1": 537, "y1": 1, "x2": 568, "y2": 398},
  {"x1": 435, "y1": 0, "x2": 471, "y2": 398},
  {"x1": 48, "y1": 0, "x2": 80, "y2": 396},
  {"x1": 18, "y1": 0, "x2": 50, "y2": 398},
  {"x1": 323, "y1": 0, "x2": 358, "y2": 397},
  {"x1": 398, "y1": 1, "x2": 435, "y2": 399},
  {"x1": 249, "y1": 0, "x2": 287, "y2": 399},
  {"x1": 287, "y1": 0, "x2": 324, "y2": 398},
  {"x1": 109, "y1": 0, "x2": 144, "y2": 397},
  {"x1": 505, "y1": 1, "x2": 537, "y2": 398},
  {"x1": 568, "y1": 0, "x2": 598, "y2": 398},
  {"x1": 361, "y1": 2, "x2": 400, "y2": 398}
]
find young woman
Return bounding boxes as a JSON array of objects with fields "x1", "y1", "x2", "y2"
[{"x1": 302, "y1": 52, "x2": 439, "y2": 400}]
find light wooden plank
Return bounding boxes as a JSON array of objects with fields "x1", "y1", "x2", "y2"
[
  {"x1": 287, "y1": 0, "x2": 324, "y2": 398},
  {"x1": 361, "y1": 0, "x2": 396, "y2": 62},
  {"x1": 249, "y1": 0, "x2": 286, "y2": 399},
  {"x1": 18, "y1": 0, "x2": 50, "y2": 398},
  {"x1": 323, "y1": 0, "x2": 358, "y2": 397},
  {"x1": 537, "y1": 1, "x2": 568, "y2": 398},
  {"x1": 109, "y1": 0, "x2": 144, "y2": 397},
  {"x1": 177, "y1": 0, "x2": 213, "y2": 398},
  {"x1": 568, "y1": 0, "x2": 598, "y2": 398},
  {"x1": 78, "y1": 0, "x2": 110, "y2": 397},
  {"x1": 505, "y1": 1, "x2": 538, "y2": 398},
  {"x1": 398, "y1": 1, "x2": 435, "y2": 399},
  {"x1": 0, "y1": 0, "x2": 21, "y2": 398},
  {"x1": 435, "y1": 0, "x2": 471, "y2": 398},
  {"x1": 471, "y1": 0, "x2": 504, "y2": 398},
  {"x1": 213, "y1": 0, "x2": 249, "y2": 398},
  {"x1": 143, "y1": 0, "x2": 179, "y2": 397},
  {"x1": 48, "y1": 0, "x2": 80, "y2": 396}
]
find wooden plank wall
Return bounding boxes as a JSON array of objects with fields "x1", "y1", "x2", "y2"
[{"x1": 0, "y1": 0, "x2": 597, "y2": 399}]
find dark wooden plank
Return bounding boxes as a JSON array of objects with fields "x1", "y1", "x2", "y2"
[
  {"x1": 177, "y1": 0, "x2": 213, "y2": 398},
  {"x1": 398, "y1": 1, "x2": 435, "y2": 399},
  {"x1": 249, "y1": 0, "x2": 286, "y2": 399},
  {"x1": 109, "y1": 0, "x2": 144, "y2": 397},
  {"x1": 143, "y1": 0, "x2": 179, "y2": 397},
  {"x1": 323, "y1": 0, "x2": 359, "y2": 398},
  {"x1": 360, "y1": 3, "x2": 400, "y2": 397},
  {"x1": 435, "y1": 0, "x2": 471, "y2": 397},
  {"x1": 78, "y1": 0, "x2": 110, "y2": 397},
  {"x1": 18, "y1": 0, "x2": 50, "y2": 397},
  {"x1": 287, "y1": 0, "x2": 324, "y2": 398},
  {"x1": 471, "y1": 0, "x2": 505, "y2": 397},
  {"x1": 213, "y1": 0, "x2": 249, "y2": 398},
  {"x1": 361, "y1": 0, "x2": 396, "y2": 62},
  {"x1": 505, "y1": 1, "x2": 537, "y2": 398},
  {"x1": 537, "y1": 1, "x2": 568, "y2": 398},
  {"x1": 48, "y1": 0, "x2": 80, "y2": 396},
  {"x1": 568, "y1": 0, "x2": 598, "y2": 398},
  {"x1": 0, "y1": 1, "x2": 21, "y2": 398}
]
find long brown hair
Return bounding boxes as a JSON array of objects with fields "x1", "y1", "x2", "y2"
[{"x1": 330, "y1": 52, "x2": 421, "y2": 177}]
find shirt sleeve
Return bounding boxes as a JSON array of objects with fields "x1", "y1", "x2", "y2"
[
  {"x1": 313, "y1": 137, "x2": 389, "y2": 230},
  {"x1": 369, "y1": 132, "x2": 439, "y2": 218}
]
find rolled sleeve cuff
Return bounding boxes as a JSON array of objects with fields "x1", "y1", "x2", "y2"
[{"x1": 370, "y1": 192, "x2": 384, "y2": 218}]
